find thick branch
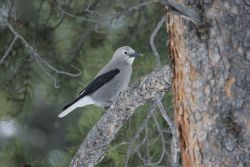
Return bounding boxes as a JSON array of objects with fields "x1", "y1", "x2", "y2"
[{"x1": 70, "y1": 65, "x2": 172, "y2": 167}]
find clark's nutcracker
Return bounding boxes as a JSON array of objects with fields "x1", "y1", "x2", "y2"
[{"x1": 58, "y1": 46, "x2": 141, "y2": 118}]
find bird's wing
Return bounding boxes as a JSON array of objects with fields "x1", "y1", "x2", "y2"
[
  {"x1": 63, "y1": 69, "x2": 120, "y2": 111},
  {"x1": 60, "y1": 69, "x2": 120, "y2": 113},
  {"x1": 78, "y1": 63, "x2": 113, "y2": 95},
  {"x1": 80, "y1": 68, "x2": 120, "y2": 97}
]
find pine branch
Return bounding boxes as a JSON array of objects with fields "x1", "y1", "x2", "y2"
[
  {"x1": 70, "y1": 65, "x2": 172, "y2": 167},
  {"x1": 4, "y1": 22, "x2": 82, "y2": 88}
]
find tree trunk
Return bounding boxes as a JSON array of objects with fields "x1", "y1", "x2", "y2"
[{"x1": 167, "y1": 1, "x2": 250, "y2": 167}]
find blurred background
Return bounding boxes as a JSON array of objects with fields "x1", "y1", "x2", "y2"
[{"x1": 0, "y1": 0, "x2": 173, "y2": 166}]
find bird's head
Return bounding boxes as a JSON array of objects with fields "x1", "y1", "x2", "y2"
[{"x1": 112, "y1": 46, "x2": 142, "y2": 64}]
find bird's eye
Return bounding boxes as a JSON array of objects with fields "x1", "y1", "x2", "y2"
[{"x1": 124, "y1": 51, "x2": 128, "y2": 55}]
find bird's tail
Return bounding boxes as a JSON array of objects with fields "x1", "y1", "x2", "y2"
[{"x1": 58, "y1": 96, "x2": 94, "y2": 118}]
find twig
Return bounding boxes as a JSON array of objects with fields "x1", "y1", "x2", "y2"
[
  {"x1": 127, "y1": 0, "x2": 160, "y2": 12},
  {"x1": 5, "y1": 22, "x2": 82, "y2": 88},
  {"x1": 0, "y1": 35, "x2": 17, "y2": 64},
  {"x1": 55, "y1": 0, "x2": 101, "y2": 23},
  {"x1": 106, "y1": 141, "x2": 128, "y2": 153},
  {"x1": 150, "y1": 15, "x2": 166, "y2": 69},
  {"x1": 124, "y1": 103, "x2": 158, "y2": 167},
  {"x1": 85, "y1": 0, "x2": 161, "y2": 33},
  {"x1": 35, "y1": 55, "x2": 81, "y2": 77},
  {"x1": 0, "y1": 5, "x2": 9, "y2": 29},
  {"x1": 151, "y1": 114, "x2": 169, "y2": 165},
  {"x1": 70, "y1": 65, "x2": 172, "y2": 167},
  {"x1": 157, "y1": 99, "x2": 179, "y2": 167},
  {"x1": 95, "y1": 141, "x2": 128, "y2": 164},
  {"x1": 35, "y1": 56, "x2": 60, "y2": 88}
]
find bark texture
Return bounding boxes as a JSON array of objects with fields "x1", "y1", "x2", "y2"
[
  {"x1": 167, "y1": 0, "x2": 250, "y2": 167},
  {"x1": 70, "y1": 65, "x2": 172, "y2": 167}
]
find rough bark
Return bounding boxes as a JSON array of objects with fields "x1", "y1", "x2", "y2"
[
  {"x1": 167, "y1": 0, "x2": 250, "y2": 167},
  {"x1": 70, "y1": 65, "x2": 172, "y2": 167}
]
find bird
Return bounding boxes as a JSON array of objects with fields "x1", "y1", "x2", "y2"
[{"x1": 58, "y1": 46, "x2": 142, "y2": 118}]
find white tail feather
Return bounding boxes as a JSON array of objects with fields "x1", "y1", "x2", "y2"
[{"x1": 58, "y1": 96, "x2": 95, "y2": 118}]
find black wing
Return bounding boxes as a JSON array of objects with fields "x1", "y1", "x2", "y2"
[
  {"x1": 62, "y1": 69, "x2": 120, "y2": 110},
  {"x1": 81, "y1": 69, "x2": 120, "y2": 97}
]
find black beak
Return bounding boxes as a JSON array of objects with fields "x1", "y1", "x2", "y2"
[{"x1": 129, "y1": 52, "x2": 142, "y2": 58}]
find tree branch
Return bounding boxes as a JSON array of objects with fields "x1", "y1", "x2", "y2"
[
  {"x1": 5, "y1": 22, "x2": 82, "y2": 88},
  {"x1": 0, "y1": 35, "x2": 17, "y2": 64},
  {"x1": 150, "y1": 15, "x2": 166, "y2": 68},
  {"x1": 163, "y1": 0, "x2": 201, "y2": 24},
  {"x1": 157, "y1": 99, "x2": 180, "y2": 167},
  {"x1": 70, "y1": 65, "x2": 172, "y2": 167},
  {"x1": 124, "y1": 103, "x2": 158, "y2": 167}
]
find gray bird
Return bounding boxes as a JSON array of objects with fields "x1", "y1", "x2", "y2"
[{"x1": 58, "y1": 46, "x2": 141, "y2": 118}]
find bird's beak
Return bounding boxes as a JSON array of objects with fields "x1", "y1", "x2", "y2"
[{"x1": 129, "y1": 52, "x2": 142, "y2": 58}]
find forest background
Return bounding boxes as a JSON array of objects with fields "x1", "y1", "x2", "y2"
[{"x1": 0, "y1": 0, "x2": 173, "y2": 166}]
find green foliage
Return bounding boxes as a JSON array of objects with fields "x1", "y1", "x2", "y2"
[
  {"x1": 94, "y1": 92, "x2": 173, "y2": 167},
  {"x1": 0, "y1": 0, "x2": 171, "y2": 166},
  {"x1": 0, "y1": 139, "x2": 43, "y2": 167},
  {"x1": 66, "y1": 106, "x2": 103, "y2": 155}
]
